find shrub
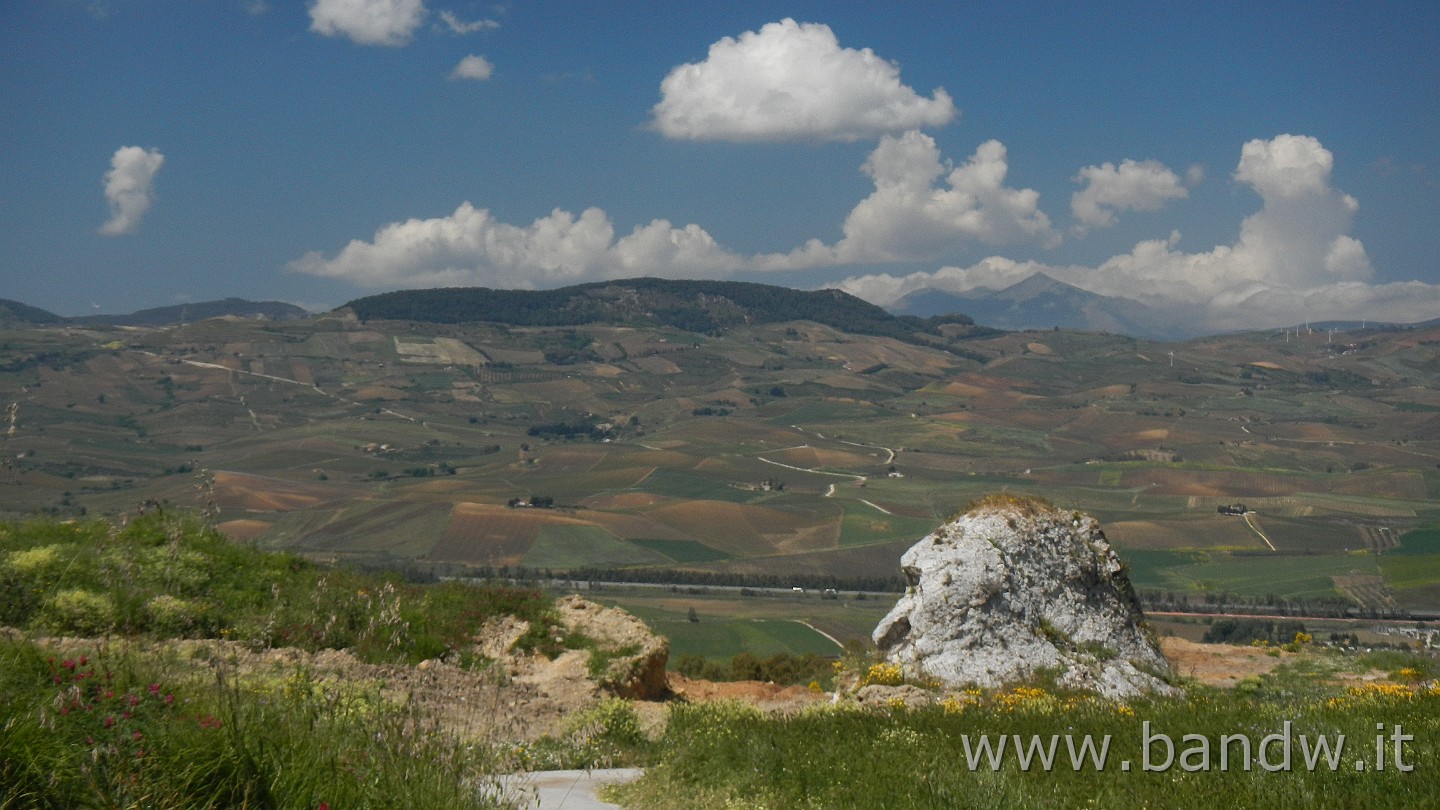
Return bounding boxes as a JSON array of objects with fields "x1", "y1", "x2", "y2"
[{"x1": 41, "y1": 588, "x2": 115, "y2": 635}]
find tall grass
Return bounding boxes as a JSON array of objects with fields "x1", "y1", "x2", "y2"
[
  {"x1": 0, "y1": 513, "x2": 590, "y2": 807},
  {"x1": 0, "y1": 513, "x2": 569, "y2": 664},
  {"x1": 613, "y1": 680, "x2": 1440, "y2": 809},
  {"x1": 0, "y1": 635, "x2": 506, "y2": 808}
]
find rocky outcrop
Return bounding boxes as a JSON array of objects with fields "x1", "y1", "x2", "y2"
[
  {"x1": 553, "y1": 595, "x2": 670, "y2": 700},
  {"x1": 873, "y1": 497, "x2": 1175, "y2": 699}
]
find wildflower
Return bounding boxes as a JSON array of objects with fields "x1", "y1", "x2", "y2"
[
  {"x1": 148, "y1": 683, "x2": 160, "y2": 694},
  {"x1": 103, "y1": 716, "x2": 115, "y2": 728},
  {"x1": 132, "y1": 731, "x2": 143, "y2": 742}
]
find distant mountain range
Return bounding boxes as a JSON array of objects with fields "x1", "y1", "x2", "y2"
[
  {"x1": 0, "y1": 297, "x2": 309, "y2": 327},
  {"x1": 891, "y1": 273, "x2": 1192, "y2": 340}
]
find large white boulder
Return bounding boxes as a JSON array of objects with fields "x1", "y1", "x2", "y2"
[{"x1": 873, "y1": 497, "x2": 1176, "y2": 699}]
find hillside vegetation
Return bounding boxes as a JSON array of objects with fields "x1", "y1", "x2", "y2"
[
  {"x1": 0, "y1": 513, "x2": 602, "y2": 807},
  {"x1": 343, "y1": 277, "x2": 989, "y2": 347}
]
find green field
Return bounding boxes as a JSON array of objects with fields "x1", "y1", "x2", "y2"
[{"x1": 613, "y1": 603, "x2": 842, "y2": 661}]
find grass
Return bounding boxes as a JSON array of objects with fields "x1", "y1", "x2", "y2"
[
  {"x1": 1391, "y1": 528, "x2": 1440, "y2": 556},
  {"x1": 520, "y1": 525, "x2": 670, "y2": 569},
  {"x1": 615, "y1": 603, "x2": 840, "y2": 662},
  {"x1": 628, "y1": 538, "x2": 731, "y2": 563},
  {"x1": 611, "y1": 670, "x2": 1440, "y2": 809},
  {"x1": 0, "y1": 513, "x2": 574, "y2": 664},
  {"x1": 0, "y1": 636, "x2": 506, "y2": 809}
]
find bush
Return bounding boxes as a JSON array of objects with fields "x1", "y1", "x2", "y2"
[{"x1": 41, "y1": 588, "x2": 115, "y2": 635}]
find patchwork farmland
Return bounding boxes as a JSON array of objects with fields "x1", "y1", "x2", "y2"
[{"x1": 2, "y1": 309, "x2": 1439, "y2": 621}]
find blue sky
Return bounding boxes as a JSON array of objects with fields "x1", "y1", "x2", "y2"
[{"x1": 2, "y1": 1, "x2": 1437, "y2": 332}]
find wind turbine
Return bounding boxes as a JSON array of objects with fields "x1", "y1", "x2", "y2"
[{"x1": 1168, "y1": 351, "x2": 1174, "y2": 368}]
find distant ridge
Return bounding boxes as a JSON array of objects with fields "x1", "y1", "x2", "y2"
[
  {"x1": 74, "y1": 298, "x2": 311, "y2": 327},
  {"x1": 892, "y1": 273, "x2": 1189, "y2": 340},
  {"x1": 343, "y1": 278, "x2": 993, "y2": 346},
  {"x1": 0, "y1": 298, "x2": 66, "y2": 326}
]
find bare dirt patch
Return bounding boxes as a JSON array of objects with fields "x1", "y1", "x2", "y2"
[
  {"x1": 668, "y1": 674, "x2": 825, "y2": 711},
  {"x1": 215, "y1": 518, "x2": 272, "y2": 541},
  {"x1": 1160, "y1": 637, "x2": 1288, "y2": 687}
]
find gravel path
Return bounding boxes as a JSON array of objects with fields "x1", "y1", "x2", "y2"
[{"x1": 493, "y1": 769, "x2": 644, "y2": 809}]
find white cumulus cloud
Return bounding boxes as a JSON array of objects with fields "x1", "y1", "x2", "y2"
[
  {"x1": 287, "y1": 202, "x2": 749, "y2": 289},
  {"x1": 1070, "y1": 158, "x2": 1187, "y2": 231},
  {"x1": 769, "y1": 132, "x2": 1058, "y2": 268},
  {"x1": 839, "y1": 134, "x2": 1438, "y2": 331},
  {"x1": 651, "y1": 18, "x2": 956, "y2": 142},
  {"x1": 450, "y1": 54, "x2": 493, "y2": 81},
  {"x1": 309, "y1": 0, "x2": 426, "y2": 46},
  {"x1": 98, "y1": 146, "x2": 164, "y2": 236}
]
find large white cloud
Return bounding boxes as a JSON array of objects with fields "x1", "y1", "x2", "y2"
[
  {"x1": 1070, "y1": 158, "x2": 1187, "y2": 231},
  {"x1": 651, "y1": 19, "x2": 956, "y2": 142},
  {"x1": 840, "y1": 135, "x2": 1440, "y2": 330},
  {"x1": 291, "y1": 133, "x2": 1056, "y2": 287},
  {"x1": 309, "y1": 0, "x2": 425, "y2": 46},
  {"x1": 770, "y1": 132, "x2": 1058, "y2": 267},
  {"x1": 287, "y1": 202, "x2": 750, "y2": 288},
  {"x1": 98, "y1": 146, "x2": 164, "y2": 236}
]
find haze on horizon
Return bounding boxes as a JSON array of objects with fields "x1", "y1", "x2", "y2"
[{"x1": 2, "y1": 2, "x2": 1437, "y2": 334}]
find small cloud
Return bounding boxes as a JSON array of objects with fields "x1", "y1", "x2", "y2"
[
  {"x1": 1070, "y1": 158, "x2": 1188, "y2": 231},
  {"x1": 651, "y1": 18, "x2": 956, "y2": 142},
  {"x1": 308, "y1": 0, "x2": 427, "y2": 47},
  {"x1": 1185, "y1": 164, "x2": 1205, "y2": 186},
  {"x1": 439, "y1": 10, "x2": 497, "y2": 33},
  {"x1": 449, "y1": 54, "x2": 494, "y2": 81},
  {"x1": 98, "y1": 146, "x2": 164, "y2": 236},
  {"x1": 242, "y1": 0, "x2": 270, "y2": 15}
]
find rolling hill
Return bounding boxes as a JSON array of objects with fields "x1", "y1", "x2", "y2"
[{"x1": 2, "y1": 284, "x2": 1439, "y2": 615}]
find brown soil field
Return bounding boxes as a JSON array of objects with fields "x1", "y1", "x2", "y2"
[
  {"x1": 1326, "y1": 471, "x2": 1428, "y2": 500},
  {"x1": 581, "y1": 491, "x2": 669, "y2": 510},
  {"x1": 940, "y1": 382, "x2": 991, "y2": 397},
  {"x1": 429, "y1": 502, "x2": 593, "y2": 566},
  {"x1": 212, "y1": 471, "x2": 345, "y2": 511},
  {"x1": 585, "y1": 512, "x2": 691, "y2": 543},
  {"x1": 1081, "y1": 384, "x2": 1132, "y2": 398},
  {"x1": 351, "y1": 385, "x2": 408, "y2": 400},
  {"x1": 1105, "y1": 518, "x2": 1262, "y2": 550},
  {"x1": 644, "y1": 501, "x2": 823, "y2": 554},
  {"x1": 1118, "y1": 468, "x2": 1305, "y2": 497},
  {"x1": 766, "y1": 445, "x2": 873, "y2": 470},
  {"x1": 215, "y1": 518, "x2": 272, "y2": 541}
]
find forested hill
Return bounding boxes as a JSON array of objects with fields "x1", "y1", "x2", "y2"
[{"x1": 342, "y1": 278, "x2": 986, "y2": 344}]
